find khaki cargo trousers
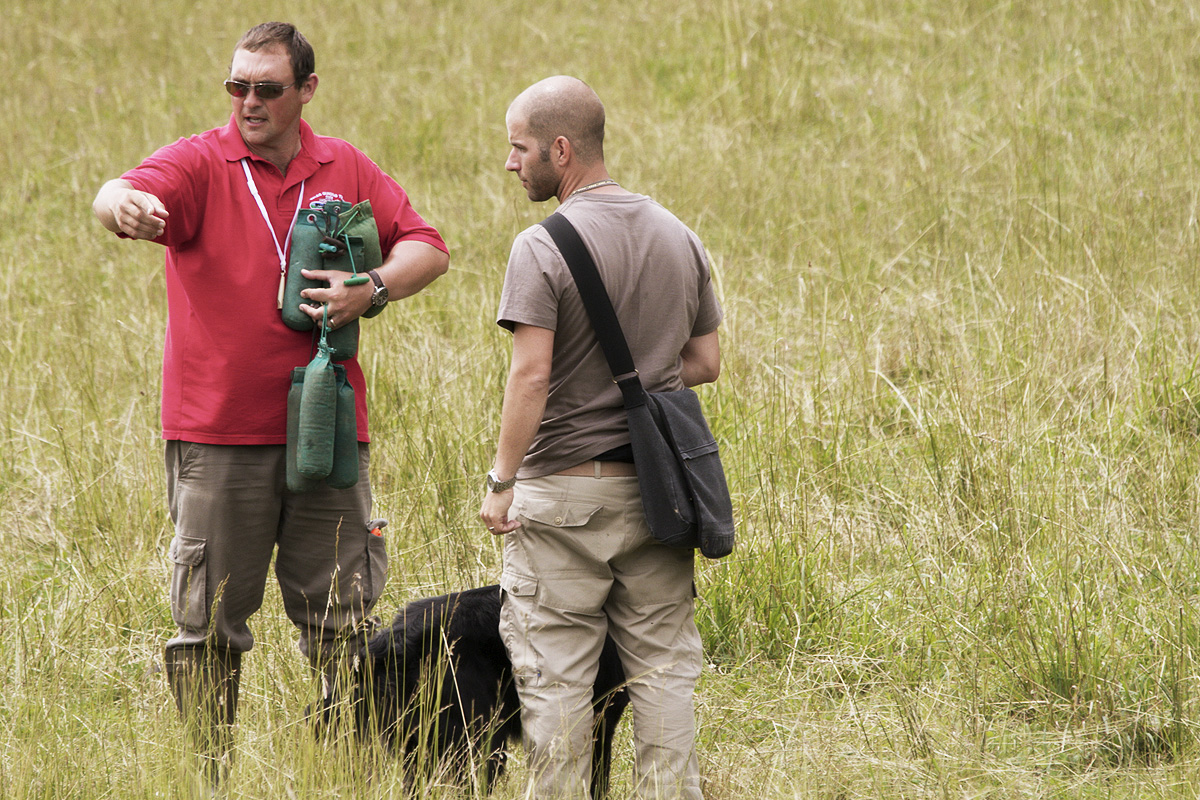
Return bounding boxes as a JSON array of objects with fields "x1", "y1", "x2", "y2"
[
  {"x1": 162, "y1": 441, "x2": 385, "y2": 788},
  {"x1": 164, "y1": 441, "x2": 385, "y2": 661},
  {"x1": 500, "y1": 474, "x2": 704, "y2": 799}
]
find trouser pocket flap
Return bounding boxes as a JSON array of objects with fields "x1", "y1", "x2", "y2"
[{"x1": 169, "y1": 535, "x2": 206, "y2": 567}]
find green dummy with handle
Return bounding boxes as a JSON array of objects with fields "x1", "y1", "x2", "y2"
[
  {"x1": 296, "y1": 345, "x2": 337, "y2": 479},
  {"x1": 286, "y1": 312, "x2": 360, "y2": 492},
  {"x1": 329, "y1": 369, "x2": 358, "y2": 489},
  {"x1": 282, "y1": 200, "x2": 385, "y2": 361}
]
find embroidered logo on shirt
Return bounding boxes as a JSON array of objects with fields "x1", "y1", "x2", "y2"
[{"x1": 308, "y1": 191, "x2": 348, "y2": 208}]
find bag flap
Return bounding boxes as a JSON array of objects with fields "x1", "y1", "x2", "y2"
[
  {"x1": 679, "y1": 440, "x2": 719, "y2": 460},
  {"x1": 647, "y1": 389, "x2": 718, "y2": 451}
]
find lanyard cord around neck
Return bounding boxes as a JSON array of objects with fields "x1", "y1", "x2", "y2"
[{"x1": 241, "y1": 158, "x2": 304, "y2": 277}]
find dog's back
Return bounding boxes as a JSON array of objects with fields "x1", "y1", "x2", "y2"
[{"x1": 359, "y1": 585, "x2": 628, "y2": 796}]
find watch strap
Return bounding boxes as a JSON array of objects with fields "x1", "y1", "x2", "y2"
[
  {"x1": 487, "y1": 469, "x2": 516, "y2": 492},
  {"x1": 367, "y1": 269, "x2": 388, "y2": 308}
]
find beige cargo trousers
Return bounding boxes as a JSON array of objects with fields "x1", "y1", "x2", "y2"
[{"x1": 500, "y1": 473, "x2": 704, "y2": 799}]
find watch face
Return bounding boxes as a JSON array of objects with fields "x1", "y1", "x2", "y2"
[
  {"x1": 368, "y1": 270, "x2": 388, "y2": 306},
  {"x1": 487, "y1": 471, "x2": 514, "y2": 492}
]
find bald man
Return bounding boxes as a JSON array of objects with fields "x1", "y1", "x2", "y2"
[{"x1": 480, "y1": 76, "x2": 722, "y2": 799}]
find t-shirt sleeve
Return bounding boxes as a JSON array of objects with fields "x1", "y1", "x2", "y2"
[
  {"x1": 120, "y1": 138, "x2": 204, "y2": 247},
  {"x1": 356, "y1": 152, "x2": 447, "y2": 256},
  {"x1": 496, "y1": 227, "x2": 561, "y2": 333},
  {"x1": 692, "y1": 283, "x2": 723, "y2": 338},
  {"x1": 690, "y1": 236, "x2": 723, "y2": 337}
]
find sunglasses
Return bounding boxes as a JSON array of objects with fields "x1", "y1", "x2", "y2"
[{"x1": 224, "y1": 79, "x2": 297, "y2": 100}]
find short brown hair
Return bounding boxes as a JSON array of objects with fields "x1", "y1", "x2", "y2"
[{"x1": 235, "y1": 22, "x2": 315, "y2": 86}]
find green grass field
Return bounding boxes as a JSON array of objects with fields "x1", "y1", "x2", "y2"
[{"x1": 5, "y1": 0, "x2": 1200, "y2": 796}]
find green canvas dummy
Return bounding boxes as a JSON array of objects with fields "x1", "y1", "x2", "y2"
[
  {"x1": 282, "y1": 200, "x2": 385, "y2": 361},
  {"x1": 286, "y1": 337, "x2": 359, "y2": 492}
]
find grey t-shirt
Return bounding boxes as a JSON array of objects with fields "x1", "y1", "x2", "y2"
[{"x1": 497, "y1": 192, "x2": 723, "y2": 478}]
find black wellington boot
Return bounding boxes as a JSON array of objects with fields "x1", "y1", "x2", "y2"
[{"x1": 165, "y1": 646, "x2": 241, "y2": 792}]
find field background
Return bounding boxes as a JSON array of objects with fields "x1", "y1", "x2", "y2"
[{"x1": 4, "y1": 0, "x2": 1200, "y2": 796}]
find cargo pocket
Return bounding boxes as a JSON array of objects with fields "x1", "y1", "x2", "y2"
[
  {"x1": 168, "y1": 535, "x2": 208, "y2": 631},
  {"x1": 516, "y1": 497, "x2": 604, "y2": 530},
  {"x1": 363, "y1": 528, "x2": 388, "y2": 612},
  {"x1": 500, "y1": 572, "x2": 540, "y2": 689},
  {"x1": 500, "y1": 570, "x2": 538, "y2": 601},
  {"x1": 513, "y1": 497, "x2": 608, "y2": 614}
]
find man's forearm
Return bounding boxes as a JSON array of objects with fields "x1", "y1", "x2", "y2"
[
  {"x1": 491, "y1": 324, "x2": 555, "y2": 480},
  {"x1": 492, "y1": 371, "x2": 547, "y2": 481},
  {"x1": 376, "y1": 240, "x2": 449, "y2": 301},
  {"x1": 679, "y1": 330, "x2": 721, "y2": 387}
]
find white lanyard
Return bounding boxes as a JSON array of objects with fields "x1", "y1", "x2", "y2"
[{"x1": 241, "y1": 158, "x2": 304, "y2": 308}]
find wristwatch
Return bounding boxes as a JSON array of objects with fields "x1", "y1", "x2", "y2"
[
  {"x1": 368, "y1": 269, "x2": 389, "y2": 307},
  {"x1": 486, "y1": 469, "x2": 516, "y2": 493}
]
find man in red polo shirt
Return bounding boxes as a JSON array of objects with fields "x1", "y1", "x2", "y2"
[{"x1": 93, "y1": 21, "x2": 448, "y2": 787}]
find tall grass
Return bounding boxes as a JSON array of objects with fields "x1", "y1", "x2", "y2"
[{"x1": 5, "y1": 0, "x2": 1200, "y2": 796}]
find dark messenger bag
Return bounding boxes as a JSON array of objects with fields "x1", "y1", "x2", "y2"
[{"x1": 539, "y1": 212, "x2": 735, "y2": 559}]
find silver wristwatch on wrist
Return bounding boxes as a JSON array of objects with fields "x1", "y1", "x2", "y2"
[
  {"x1": 486, "y1": 469, "x2": 516, "y2": 493},
  {"x1": 368, "y1": 269, "x2": 389, "y2": 307}
]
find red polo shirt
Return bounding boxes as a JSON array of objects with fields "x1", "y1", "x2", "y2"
[{"x1": 120, "y1": 116, "x2": 447, "y2": 445}]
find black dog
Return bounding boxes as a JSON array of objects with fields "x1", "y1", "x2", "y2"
[{"x1": 329, "y1": 585, "x2": 628, "y2": 796}]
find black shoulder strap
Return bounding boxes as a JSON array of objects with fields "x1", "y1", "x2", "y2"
[
  {"x1": 538, "y1": 212, "x2": 646, "y2": 408},
  {"x1": 539, "y1": 213, "x2": 635, "y2": 378}
]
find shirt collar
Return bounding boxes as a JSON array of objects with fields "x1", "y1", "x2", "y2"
[{"x1": 218, "y1": 116, "x2": 334, "y2": 179}]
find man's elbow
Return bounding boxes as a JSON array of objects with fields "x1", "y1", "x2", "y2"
[
  {"x1": 432, "y1": 248, "x2": 450, "y2": 277},
  {"x1": 694, "y1": 360, "x2": 721, "y2": 386},
  {"x1": 682, "y1": 356, "x2": 720, "y2": 387},
  {"x1": 508, "y1": 350, "x2": 552, "y2": 396},
  {"x1": 515, "y1": 365, "x2": 551, "y2": 396}
]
